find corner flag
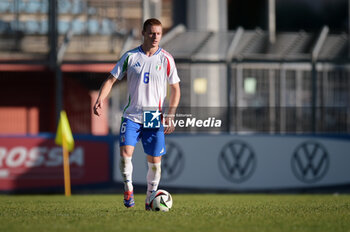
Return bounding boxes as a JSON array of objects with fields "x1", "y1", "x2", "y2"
[
  {"x1": 55, "y1": 110, "x2": 74, "y2": 196},
  {"x1": 55, "y1": 110, "x2": 74, "y2": 152}
]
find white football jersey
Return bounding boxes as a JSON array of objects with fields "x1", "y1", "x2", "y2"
[{"x1": 110, "y1": 46, "x2": 180, "y2": 123}]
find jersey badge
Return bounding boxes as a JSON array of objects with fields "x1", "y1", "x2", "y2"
[{"x1": 155, "y1": 64, "x2": 162, "y2": 71}]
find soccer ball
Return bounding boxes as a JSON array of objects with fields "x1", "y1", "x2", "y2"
[{"x1": 149, "y1": 189, "x2": 173, "y2": 212}]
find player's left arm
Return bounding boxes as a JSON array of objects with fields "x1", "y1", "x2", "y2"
[{"x1": 164, "y1": 82, "x2": 181, "y2": 134}]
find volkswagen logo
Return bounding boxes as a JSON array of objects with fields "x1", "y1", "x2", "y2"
[
  {"x1": 218, "y1": 140, "x2": 256, "y2": 183},
  {"x1": 291, "y1": 141, "x2": 329, "y2": 184},
  {"x1": 160, "y1": 140, "x2": 184, "y2": 182}
]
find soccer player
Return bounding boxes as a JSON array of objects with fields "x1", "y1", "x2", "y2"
[{"x1": 93, "y1": 18, "x2": 181, "y2": 210}]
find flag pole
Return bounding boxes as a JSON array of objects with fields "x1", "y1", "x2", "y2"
[
  {"x1": 62, "y1": 135, "x2": 71, "y2": 197},
  {"x1": 55, "y1": 110, "x2": 74, "y2": 197}
]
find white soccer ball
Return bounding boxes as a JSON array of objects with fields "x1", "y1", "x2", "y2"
[{"x1": 149, "y1": 189, "x2": 173, "y2": 212}]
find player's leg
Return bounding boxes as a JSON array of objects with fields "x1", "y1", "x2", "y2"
[
  {"x1": 120, "y1": 145, "x2": 135, "y2": 191},
  {"x1": 146, "y1": 155, "x2": 162, "y2": 210},
  {"x1": 119, "y1": 118, "x2": 141, "y2": 208},
  {"x1": 142, "y1": 126, "x2": 166, "y2": 210}
]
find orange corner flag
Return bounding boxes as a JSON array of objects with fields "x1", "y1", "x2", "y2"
[{"x1": 55, "y1": 110, "x2": 74, "y2": 152}]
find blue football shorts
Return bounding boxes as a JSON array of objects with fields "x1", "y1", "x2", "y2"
[{"x1": 119, "y1": 118, "x2": 166, "y2": 157}]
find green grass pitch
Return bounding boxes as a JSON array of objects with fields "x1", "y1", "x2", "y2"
[{"x1": 0, "y1": 194, "x2": 349, "y2": 232}]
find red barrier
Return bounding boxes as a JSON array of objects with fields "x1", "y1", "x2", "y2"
[{"x1": 0, "y1": 136, "x2": 112, "y2": 191}]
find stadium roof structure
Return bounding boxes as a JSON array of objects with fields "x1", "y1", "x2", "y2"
[
  {"x1": 1, "y1": 25, "x2": 349, "y2": 73},
  {"x1": 161, "y1": 25, "x2": 349, "y2": 63}
]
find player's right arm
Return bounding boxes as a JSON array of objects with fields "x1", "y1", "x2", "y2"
[
  {"x1": 93, "y1": 74, "x2": 119, "y2": 116},
  {"x1": 94, "y1": 50, "x2": 131, "y2": 116}
]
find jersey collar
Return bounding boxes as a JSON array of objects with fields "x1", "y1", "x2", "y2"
[{"x1": 138, "y1": 46, "x2": 162, "y2": 56}]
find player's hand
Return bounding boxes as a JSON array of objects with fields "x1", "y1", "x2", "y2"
[
  {"x1": 93, "y1": 99, "x2": 103, "y2": 116},
  {"x1": 163, "y1": 116, "x2": 175, "y2": 134}
]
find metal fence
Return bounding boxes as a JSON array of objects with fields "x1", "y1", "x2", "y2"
[
  {"x1": 155, "y1": 25, "x2": 350, "y2": 134},
  {"x1": 169, "y1": 62, "x2": 350, "y2": 134}
]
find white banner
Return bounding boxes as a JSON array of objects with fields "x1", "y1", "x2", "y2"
[{"x1": 115, "y1": 135, "x2": 350, "y2": 191}]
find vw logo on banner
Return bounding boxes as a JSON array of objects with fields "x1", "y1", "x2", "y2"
[
  {"x1": 291, "y1": 141, "x2": 330, "y2": 184},
  {"x1": 218, "y1": 140, "x2": 256, "y2": 183},
  {"x1": 160, "y1": 140, "x2": 185, "y2": 182}
]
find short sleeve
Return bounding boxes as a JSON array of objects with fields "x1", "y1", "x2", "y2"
[
  {"x1": 164, "y1": 52, "x2": 180, "y2": 85},
  {"x1": 110, "y1": 52, "x2": 130, "y2": 80}
]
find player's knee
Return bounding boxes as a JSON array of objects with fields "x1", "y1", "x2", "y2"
[
  {"x1": 147, "y1": 155, "x2": 162, "y2": 164},
  {"x1": 120, "y1": 145, "x2": 134, "y2": 158}
]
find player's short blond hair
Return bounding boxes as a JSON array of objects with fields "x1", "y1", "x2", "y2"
[{"x1": 142, "y1": 18, "x2": 162, "y2": 32}]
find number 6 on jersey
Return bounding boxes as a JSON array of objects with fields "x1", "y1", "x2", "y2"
[{"x1": 143, "y1": 72, "x2": 150, "y2": 84}]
